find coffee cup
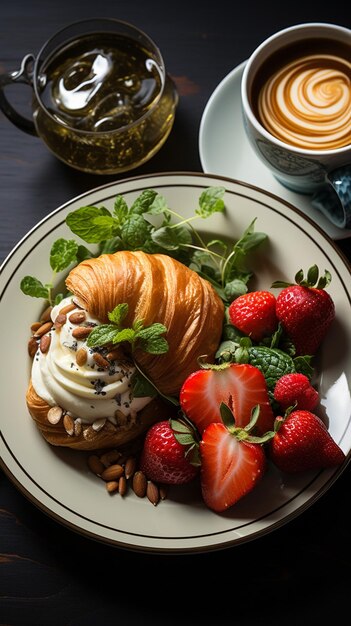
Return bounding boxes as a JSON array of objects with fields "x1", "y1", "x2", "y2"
[
  {"x1": 0, "y1": 18, "x2": 178, "y2": 175},
  {"x1": 241, "y1": 23, "x2": 351, "y2": 229}
]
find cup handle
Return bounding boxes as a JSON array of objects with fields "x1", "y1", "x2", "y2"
[
  {"x1": 312, "y1": 165, "x2": 351, "y2": 230},
  {"x1": 0, "y1": 54, "x2": 38, "y2": 136}
]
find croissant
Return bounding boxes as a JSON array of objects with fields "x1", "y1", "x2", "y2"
[
  {"x1": 66, "y1": 250, "x2": 224, "y2": 395},
  {"x1": 26, "y1": 250, "x2": 224, "y2": 451}
]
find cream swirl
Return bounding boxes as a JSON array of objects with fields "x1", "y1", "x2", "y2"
[
  {"x1": 31, "y1": 297, "x2": 152, "y2": 425},
  {"x1": 258, "y1": 54, "x2": 351, "y2": 150}
]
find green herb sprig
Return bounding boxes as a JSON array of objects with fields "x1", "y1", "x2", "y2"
[
  {"x1": 86, "y1": 303, "x2": 169, "y2": 355},
  {"x1": 20, "y1": 187, "x2": 267, "y2": 306}
]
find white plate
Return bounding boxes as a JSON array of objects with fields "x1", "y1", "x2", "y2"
[
  {"x1": 1, "y1": 172, "x2": 350, "y2": 553},
  {"x1": 199, "y1": 61, "x2": 351, "y2": 241}
]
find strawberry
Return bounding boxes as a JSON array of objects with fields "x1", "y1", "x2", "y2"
[
  {"x1": 269, "y1": 409, "x2": 345, "y2": 473},
  {"x1": 140, "y1": 419, "x2": 199, "y2": 485},
  {"x1": 200, "y1": 404, "x2": 270, "y2": 512},
  {"x1": 179, "y1": 362, "x2": 274, "y2": 436},
  {"x1": 228, "y1": 290, "x2": 278, "y2": 342},
  {"x1": 273, "y1": 373, "x2": 319, "y2": 411},
  {"x1": 272, "y1": 265, "x2": 335, "y2": 356}
]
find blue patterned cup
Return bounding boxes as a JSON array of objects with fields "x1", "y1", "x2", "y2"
[{"x1": 241, "y1": 23, "x2": 351, "y2": 229}]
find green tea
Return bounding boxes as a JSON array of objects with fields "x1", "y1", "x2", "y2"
[{"x1": 33, "y1": 33, "x2": 177, "y2": 173}]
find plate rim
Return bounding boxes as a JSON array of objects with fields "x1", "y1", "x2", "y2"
[{"x1": 1, "y1": 170, "x2": 350, "y2": 554}]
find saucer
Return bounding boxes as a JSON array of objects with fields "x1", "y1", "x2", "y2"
[{"x1": 199, "y1": 61, "x2": 351, "y2": 241}]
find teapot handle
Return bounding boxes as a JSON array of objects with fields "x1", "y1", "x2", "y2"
[{"x1": 0, "y1": 54, "x2": 38, "y2": 136}]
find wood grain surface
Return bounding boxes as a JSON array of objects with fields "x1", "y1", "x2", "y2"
[{"x1": 1, "y1": 1, "x2": 350, "y2": 624}]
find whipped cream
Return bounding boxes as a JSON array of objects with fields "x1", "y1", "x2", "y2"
[
  {"x1": 31, "y1": 296, "x2": 152, "y2": 425},
  {"x1": 258, "y1": 54, "x2": 351, "y2": 150}
]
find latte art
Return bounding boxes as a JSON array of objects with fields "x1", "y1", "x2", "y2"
[{"x1": 258, "y1": 54, "x2": 351, "y2": 150}]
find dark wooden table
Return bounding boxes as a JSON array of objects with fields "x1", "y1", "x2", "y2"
[{"x1": 1, "y1": 1, "x2": 350, "y2": 624}]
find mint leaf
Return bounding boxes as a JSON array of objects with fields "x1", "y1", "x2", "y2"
[
  {"x1": 112, "y1": 328, "x2": 136, "y2": 344},
  {"x1": 113, "y1": 195, "x2": 129, "y2": 223},
  {"x1": 120, "y1": 214, "x2": 151, "y2": 248},
  {"x1": 76, "y1": 245, "x2": 94, "y2": 261},
  {"x1": 136, "y1": 323, "x2": 168, "y2": 354},
  {"x1": 224, "y1": 278, "x2": 248, "y2": 302},
  {"x1": 129, "y1": 189, "x2": 158, "y2": 215},
  {"x1": 20, "y1": 276, "x2": 50, "y2": 299},
  {"x1": 99, "y1": 236, "x2": 124, "y2": 254},
  {"x1": 147, "y1": 194, "x2": 169, "y2": 215},
  {"x1": 66, "y1": 206, "x2": 113, "y2": 243},
  {"x1": 86, "y1": 324, "x2": 118, "y2": 347},
  {"x1": 108, "y1": 303, "x2": 129, "y2": 326},
  {"x1": 151, "y1": 224, "x2": 192, "y2": 250},
  {"x1": 196, "y1": 186, "x2": 225, "y2": 218},
  {"x1": 50, "y1": 238, "x2": 78, "y2": 272}
]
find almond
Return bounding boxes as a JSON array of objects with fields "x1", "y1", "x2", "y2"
[
  {"x1": 147, "y1": 481, "x2": 160, "y2": 506},
  {"x1": 100, "y1": 449, "x2": 121, "y2": 467},
  {"x1": 30, "y1": 321, "x2": 42, "y2": 334},
  {"x1": 40, "y1": 305, "x2": 53, "y2": 322},
  {"x1": 54, "y1": 313, "x2": 67, "y2": 329},
  {"x1": 124, "y1": 456, "x2": 136, "y2": 479},
  {"x1": 40, "y1": 333, "x2": 51, "y2": 353},
  {"x1": 88, "y1": 454, "x2": 105, "y2": 475},
  {"x1": 28, "y1": 336, "x2": 38, "y2": 358},
  {"x1": 101, "y1": 464, "x2": 125, "y2": 482},
  {"x1": 93, "y1": 353, "x2": 110, "y2": 369},
  {"x1": 72, "y1": 326, "x2": 93, "y2": 339},
  {"x1": 118, "y1": 476, "x2": 128, "y2": 496},
  {"x1": 34, "y1": 321, "x2": 53, "y2": 337},
  {"x1": 106, "y1": 480, "x2": 119, "y2": 494},
  {"x1": 69, "y1": 311, "x2": 86, "y2": 324},
  {"x1": 132, "y1": 471, "x2": 147, "y2": 498},
  {"x1": 76, "y1": 347, "x2": 88, "y2": 366},
  {"x1": 59, "y1": 302, "x2": 76, "y2": 316}
]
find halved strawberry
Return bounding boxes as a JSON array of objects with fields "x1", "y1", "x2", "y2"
[
  {"x1": 200, "y1": 404, "x2": 269, "y2": 512},
  {"x1": 179, "y1": 362, "x2": 274, "y2": 436}
]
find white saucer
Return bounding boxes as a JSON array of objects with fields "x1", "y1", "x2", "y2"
[{"x1": 199, "y1": 61, "x2": 351, "y2": 241}]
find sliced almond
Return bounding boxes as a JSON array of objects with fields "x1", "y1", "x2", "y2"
[
  {"x1": 92, "y1": 417, "x2": 106, "y2": 432},
  {"x1": 47, "y1": 405, "x2": 63, "y2": 425},
  {"x1": 63, "y1": 414, "x2": 74, "y2": 436},
  {"x1": 132, "y1": 471, "x2": 147, "y2": 498},
  {"x1": 74, "y1": 420, "x2": 82, "y2": 437}
]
